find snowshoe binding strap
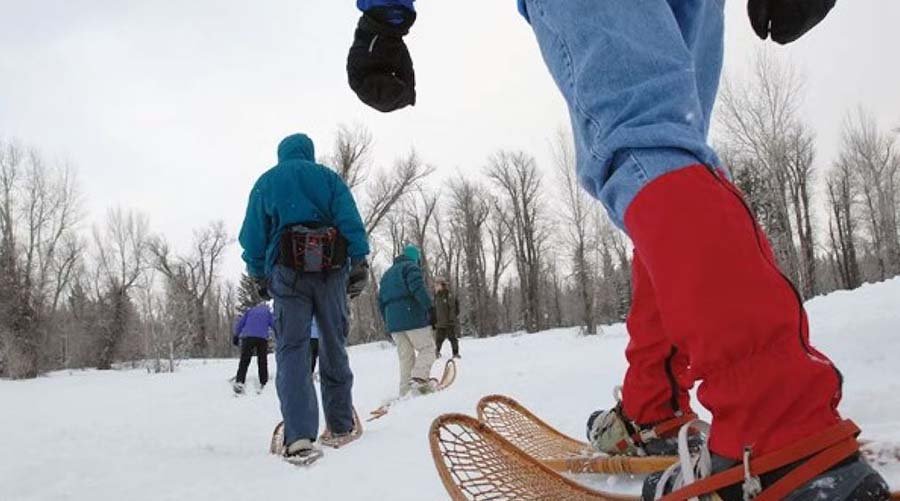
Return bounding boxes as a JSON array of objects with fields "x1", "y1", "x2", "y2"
[{"x1": 657, "y1": 419, "x2": 862, "y2": 501}]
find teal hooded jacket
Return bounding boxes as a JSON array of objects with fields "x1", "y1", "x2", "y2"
[
  {"x1": 239, "y1": 134, "x2": 369, "y2": 278},
  {"x1": 378, "y1": 254, "x2": 433, "y2": 334}
]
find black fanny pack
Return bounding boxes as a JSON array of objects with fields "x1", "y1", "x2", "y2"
[{"x1": 278, "y1": 223, "x2": 348, "y2": 272}]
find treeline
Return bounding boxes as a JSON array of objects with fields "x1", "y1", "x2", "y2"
[{"x1": 2, "y1": 54, "x2": 898, "y2": 379}]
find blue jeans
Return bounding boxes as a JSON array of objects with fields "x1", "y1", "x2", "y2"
[
  {"x1": 269, "y1": 264, "x2": 354, "y2": 445},
  {"x1": 524, "y1": 0, "x2": 724, "y2": 229}
]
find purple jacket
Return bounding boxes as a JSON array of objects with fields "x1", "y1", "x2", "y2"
[{"x1": 234, "y1": 304, "x2": 274, "y2": 339}]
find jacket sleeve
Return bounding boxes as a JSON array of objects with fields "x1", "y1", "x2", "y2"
[
  {"x1": 234, "y1": 313, "x2": 247, "y2": 336},
  {"x1": 238, "y1": 179, "x2": 271, "y2": 278},
  {"x1": 329, "y1": 173, "x2": 370, "y2": 260},
  {"x1": 404, "y1": 263, "x2": 433, "y2": 311},
  {"x1": 357, "y1": 0, "x2": 415, "y2": 15}
]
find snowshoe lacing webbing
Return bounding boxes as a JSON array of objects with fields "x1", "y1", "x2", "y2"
[{"x1": 657, "y1": 419, "x2": 861, "y2": 501}]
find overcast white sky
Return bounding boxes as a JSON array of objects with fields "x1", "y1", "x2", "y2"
[{"x1": 2, "y1": 1, "x2": 898, "y2": 281}]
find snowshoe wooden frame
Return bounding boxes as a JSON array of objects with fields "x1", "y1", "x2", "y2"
[
  {"x1": 429, "y1": 413, "x2": 639, "y2": 501},
  {"x1": 269, "y1": 407, "x2": 363, "y2": 455},
  {"x1": 476, "y1": 395, "x2": 677, "y2": 474},
  {"x1": 367, "y1": 358, "x2": 458, "y2": 422}
]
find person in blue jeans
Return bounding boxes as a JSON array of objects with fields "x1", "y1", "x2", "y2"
[
  {"x1": 346, "y1": 1, "x2": 890, "y2": 499},
  {"x1": 232, "y1": 301, "x2": 274, "y2": 394},
  {"x1": 239, "y1": 133, "x2": 371, "y2": 465}
]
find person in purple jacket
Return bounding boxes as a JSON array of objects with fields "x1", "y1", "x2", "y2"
[{"x1": 232, "y1": 301, "x2": 275, "y2": 394}]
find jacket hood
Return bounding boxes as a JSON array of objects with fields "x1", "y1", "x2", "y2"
[{"x1": 277, "y1": 133, "x2": 315, "y2": 163}]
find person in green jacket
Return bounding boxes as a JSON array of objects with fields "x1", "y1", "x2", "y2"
[
  {"x1": 378, "y1": 244, "x2": 435, "y2": 396},
  {"x1": 432, "y1": 277, "x2": 460, "y2": 359}
]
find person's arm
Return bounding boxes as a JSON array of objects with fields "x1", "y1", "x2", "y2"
[
  {"x1": 404, "y1": 263, "x2": 433, "y2": 311},
  {"x1": 329, "y1": 173, "x2": 370, "y2": 262},
  {"x1": 238, "y1": 178, "x2": 271, "y2": 278},
  {"x1": 234, "y1": 313, "x2": 247, "y2": 335},
  {"x1": 347, "y1": 0, "x2": 417, "y2": 112}
]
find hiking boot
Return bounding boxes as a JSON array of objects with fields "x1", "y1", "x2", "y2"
[
  {"x1": 586, "y1": 401, "x2": 701, "y2": 457},
  {"x1": 642, "y1": 421, "x2": 890, "y2": 501},
  {"x1": 232, "y1": 382, "x2": 245, "y2": 395},
  {"x1": 453, "y1": 354, "x2": 461, "y2": 359},
  {"x1": 283, "y1": 438, "x2": 323, "y2": 466},
  {"x1": 410, "y1": 377, "x2": 436, "y2": 395}
]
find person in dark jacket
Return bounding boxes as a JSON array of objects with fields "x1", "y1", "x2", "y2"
[
  {"x1": 232, "y1": 301, "x2": 274, "y2": 394},
  {"x1": 378, "y1": 244, "x2": 435, "y2": 396},
  {"x1": 239, "y1": 133, "x2": 370, "y2": 465},
  {"x1": 432, "y1": 277, "x2": 459, "y2": 359}
]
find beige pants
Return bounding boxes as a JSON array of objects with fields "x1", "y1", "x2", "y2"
[{"x1": 394, "y1": 326, "x2": 437, "y2": 396}]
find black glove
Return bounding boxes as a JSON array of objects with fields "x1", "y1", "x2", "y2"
[
  {"x1": 347, "y1": 259, "x2": 370, "y2": 299},
  {"x1": 232, "y1": 335, "x2": 240, "y2": 347},
  {"x1": 254, "y1": 276, "x2": 271, "y2": 301},
  {"x1": 747, "y1": 0, "x2": 836, "y2": 44},
  {"x1": 347, "y1": 7, "x2": 416, "y2": 113}
]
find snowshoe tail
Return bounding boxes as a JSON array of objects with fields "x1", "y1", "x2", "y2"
[
  {"x1": 319, "y1": 408, "x2": 364, "y2": 449},
  {"x1": 436, "y1": 358, "x2": 457, "y2": 390},
  {"x1": 429, "y1": 413, "x2": 639, "y2": 501},
  {"x1": 270, "y1": 421, "x2": 286, "y2": 455},
  {"x1": 476, "y1": 395, "x2": 677, "y2": 474},
  {"x1": 366, "y1": 360, "x2": 458, "y2": 423}
]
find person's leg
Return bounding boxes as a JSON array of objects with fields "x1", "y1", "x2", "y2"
[
  {"x1": 622, "y1": 253, "x2": 692, "y2": 424},
  {"x1": 448, "y1": 327, "x2": 460, "y2": 357},
  {"x1": 524, "y1": 0, "x2": 841, "y2": 461},
  {"x1": 524, "y1": 0, "x2": 721, "y2": 230},
  {"x1": 394, "y1": 332, "x2": 415, "y2": 395},
  {"x1": 407, "y1": 326, "x2": 437, "y2": 381},
  {"x1": 434, "y1": 327, "x2": 447, "y2": 357},
  {"x1": 310, "y1": 338, "x2": 319, "y2": 374},
  {"x1": 314, "y1": 268, "x2": 355, "y2": 434},
  {"x1": 235, "y1": 338, "x2": 253, "y2": 384},
  {"x1": 255, "y1": 338, "x2": 269, "y2": 387},
  {"x1": 269, "y1": 265, "x2": 318, "y2": 445}
]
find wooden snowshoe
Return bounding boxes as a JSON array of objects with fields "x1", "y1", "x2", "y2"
[
  {"x1": 269, "y1": 406, "x2": 363, "y2": 455},
  {"x1": 430, "y1": 413, "x2": 639, "y2": 500},
  {"x1": 367, "y1": 358, "x2": 458, "y2": 422},
  {"x1": 476, "y1": 394, "x2": 677, "y2": 474}
]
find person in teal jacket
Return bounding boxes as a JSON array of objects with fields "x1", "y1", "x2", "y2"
[
  {"x1": 239, "y1": 133, "x2": 370, "y2": 465},
  {"x1": 378, "y1": 244, "x2": 435, "y2": 396}
]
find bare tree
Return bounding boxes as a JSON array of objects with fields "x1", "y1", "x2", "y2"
[
  {"x1": 837, "y1": 108, "x2": 900, "y2": 279},
  {"x1": 486, "y1": 151, "x2": 547, "y2": 333},
  {"x1": 826, "y1": 160, "x2": 862, "y2": 290},
  {"x1": 0, "y1": 141, "x2": 83, "y2": 378},
  {"x1": 363, "y1": 150, "x2": 435, "y2": 235},
  {"x1": 717, "y1": 51, "x2": 816, "y2": 296},
  {"x1": 447, "y1": 178, "x2": 491, "y2": 336},
  {"x1": 92, "y1": 208, "x2": 149, "y2": 370},
  {"x1": 551, "y1": 129, "x2": 596, "y2": 334},
  {"x1": 325, "y1": 123, "x2": 372, "y2": 190},
  {"x1": 148, "y1": 221, "x2": 232, "y2": 357}
]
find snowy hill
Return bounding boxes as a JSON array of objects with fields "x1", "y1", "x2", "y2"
[{"x1": 2, "y1": 279, "x2": 899, "y2": 500}]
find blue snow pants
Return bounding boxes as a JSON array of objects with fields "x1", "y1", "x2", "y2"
[
  {"x1": 523, "y1": 0, "x2": 725, "y2": 229},
  {"x1": 269, "y1": 264, "x2": 355, "y2": 445}
]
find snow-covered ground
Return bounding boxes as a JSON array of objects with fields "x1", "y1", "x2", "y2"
[{"x1": 2, "y1": 279, "x2": 899, "y2": 500}]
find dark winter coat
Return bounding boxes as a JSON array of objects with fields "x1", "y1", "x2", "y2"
[
  {"x1": 433, "y1": 289, "x2": 459, "y2": 329},
  {"x1": 238, "y1": 134, "x2": 370, "y2": 278},
  {"x1": 378, "y1": 255, "x2": 433, "y2": 333},
  {"x1": 234, "y1": 304, "x2": 274, "y2": 339}
]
